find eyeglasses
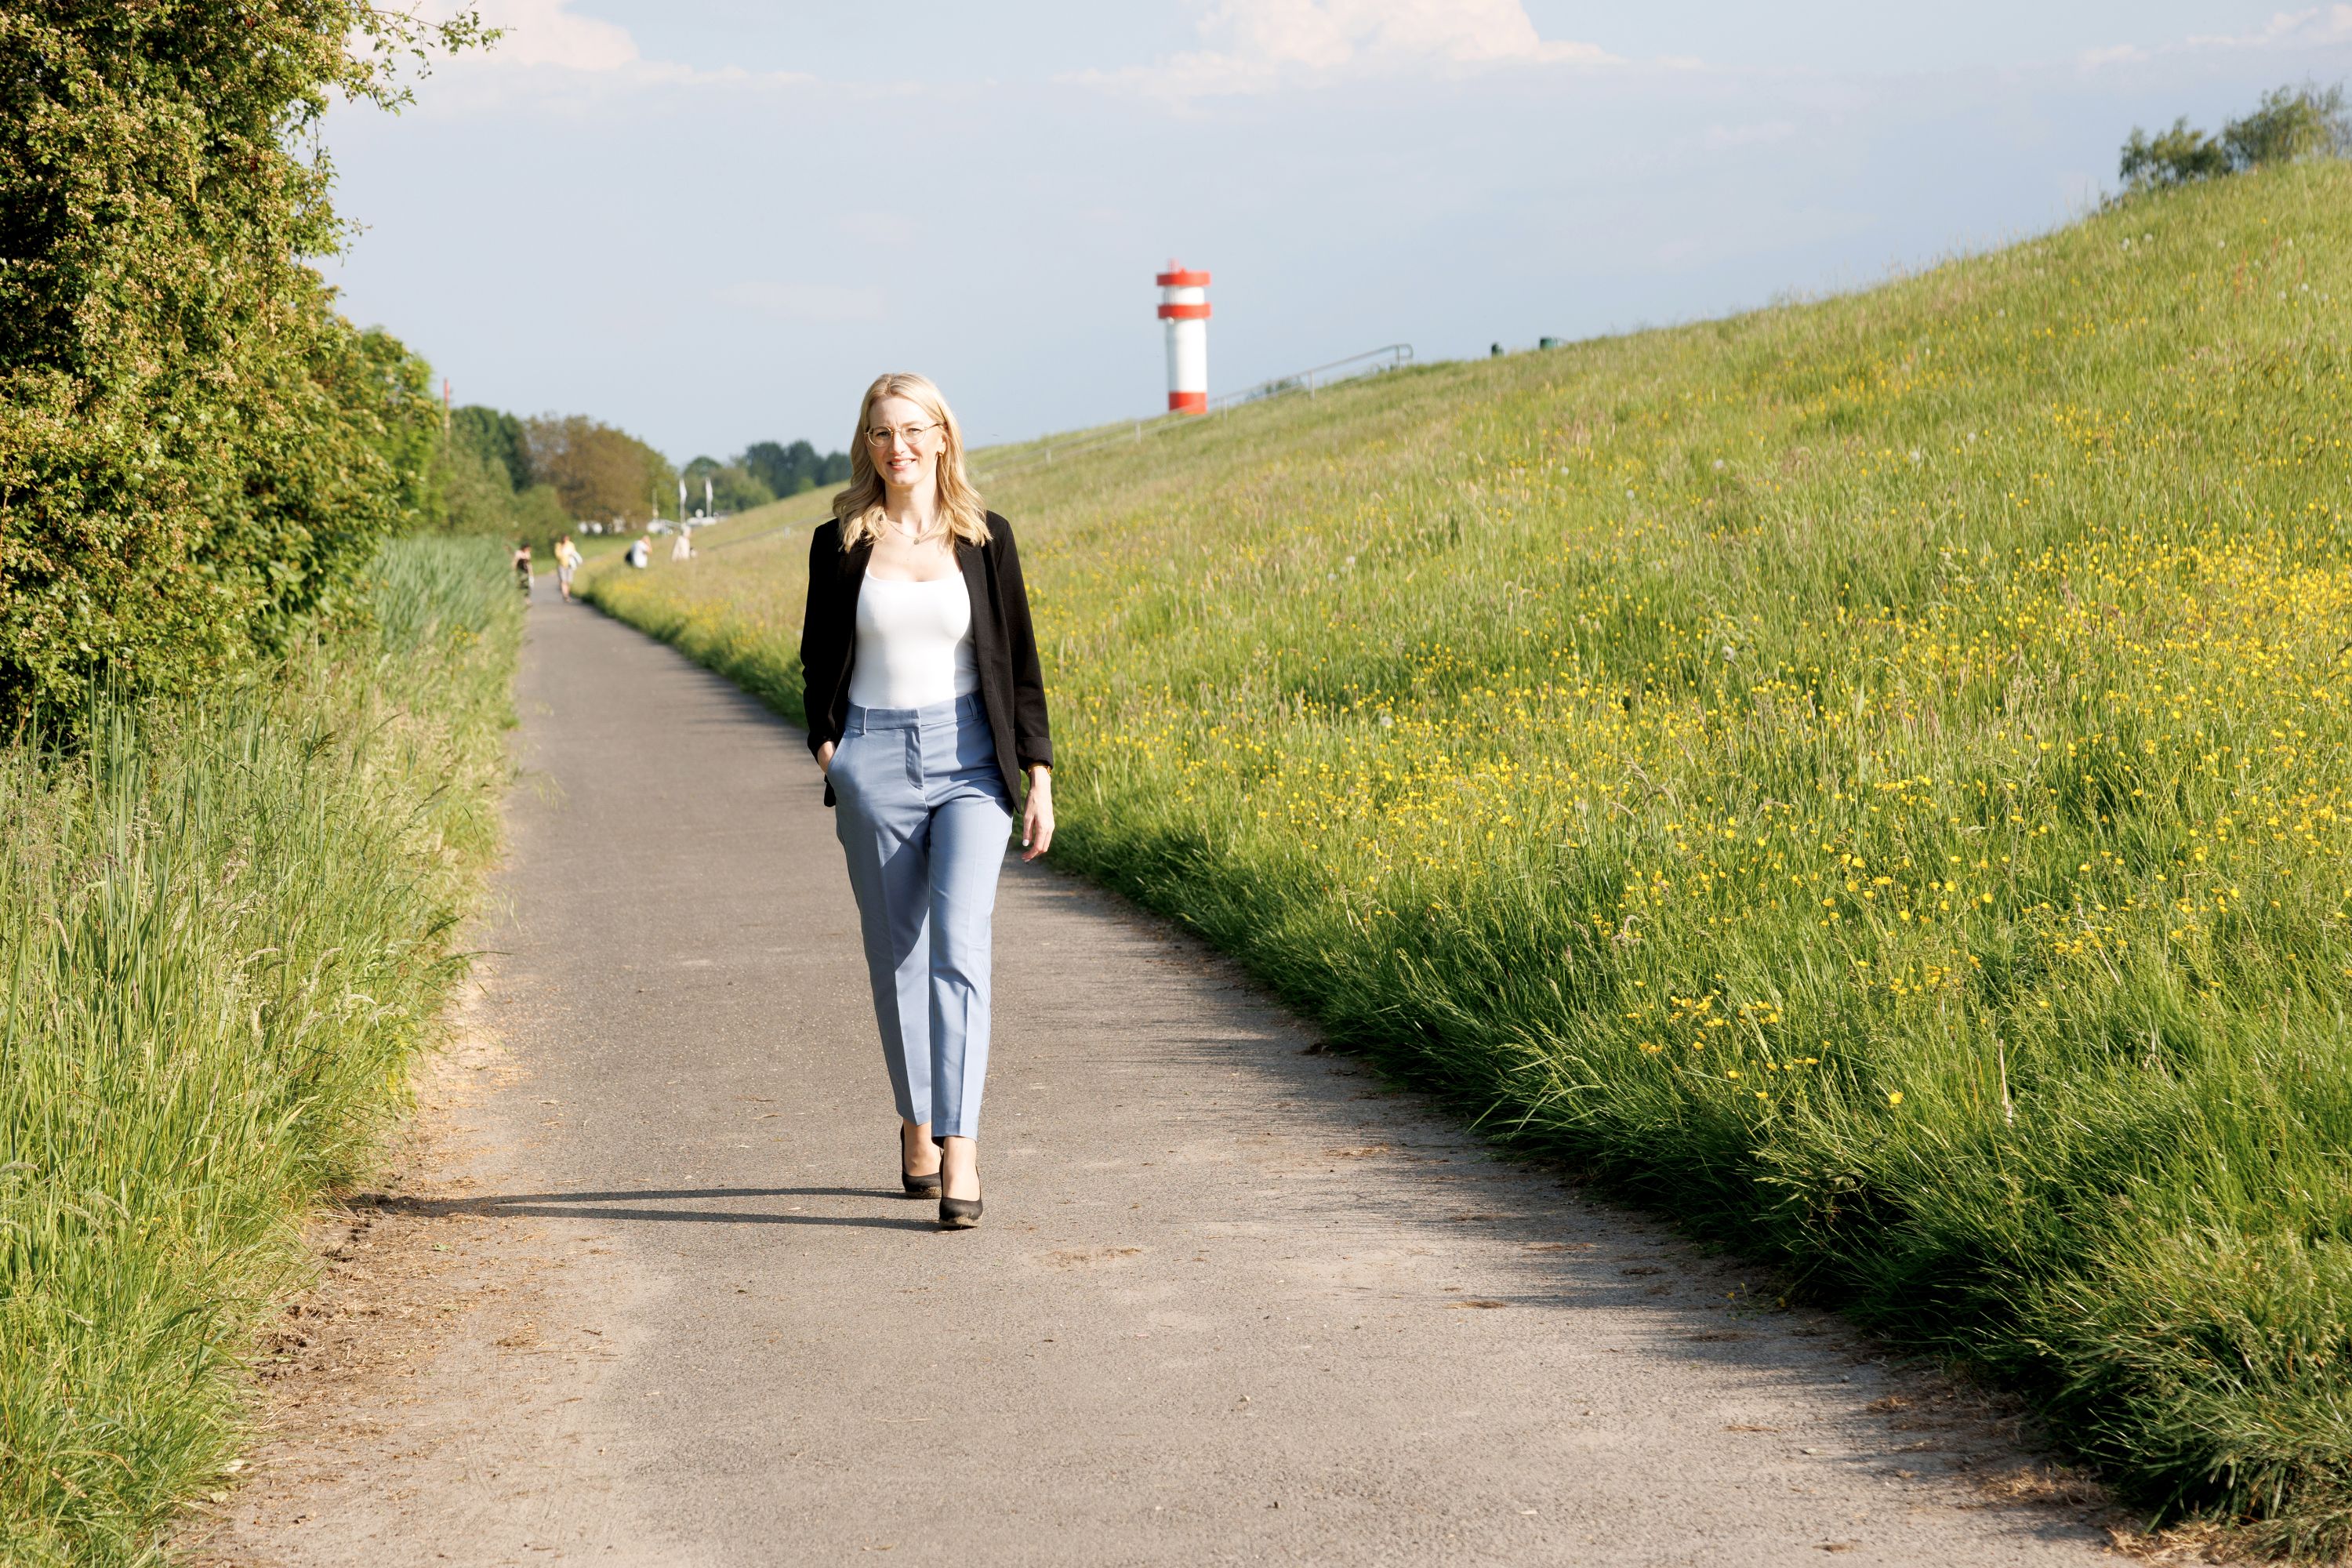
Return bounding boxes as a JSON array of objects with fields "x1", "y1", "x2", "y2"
[{"x1": 865, "y1": 421, "x2": 936, "y2": 448}]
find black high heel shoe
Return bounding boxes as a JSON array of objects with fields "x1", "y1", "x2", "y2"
[
  {"x1": 938, "y1": 1192, "x2": 982, "y2": 1229},
  {"x1": 898, "y1": 1127, "x2": 942, "y2": 1199}
]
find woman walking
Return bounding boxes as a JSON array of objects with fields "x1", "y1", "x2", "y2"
[
  {"x1": 554, "y1": 532, "x2": 582, "y2": 601},
  {"x1": 800, "y1": 372, "x2": 1054, "y2": 1229}
]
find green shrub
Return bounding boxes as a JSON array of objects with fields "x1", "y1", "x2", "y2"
[
  {"x1": 0, "y1": 2, "x2": 485, "y2": 728},
  {"x1": 2118, "y1": 118, "x2": 2230, "y2": 189},
  {"x1": 2122, "y1": 81, "x2": 2349, "y2": 191}
]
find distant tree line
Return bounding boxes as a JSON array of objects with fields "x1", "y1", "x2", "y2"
[
  {"x1": 430, "y1": 406, "x2": 677, "y2": 546},
  {"x1": 673, "y1": 441, "x2": 853, "y2": 519},
  {"x1": 2120, "y1": 82, "x2": 2350, "y2": 192},
  {"x1": 433, "y1": 407, "x2": 566, "y2": 548},
  {"x1": 430, "y1": 417, "x2": 849, "y2": 539}
]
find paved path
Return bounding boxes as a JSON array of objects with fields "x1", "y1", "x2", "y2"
[{"x1": 227, "y1": 597, "x2": 2114, "y2": 1566}]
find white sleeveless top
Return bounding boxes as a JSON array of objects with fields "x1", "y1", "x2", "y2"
[{"x1": 848, "y1": 574, "x2": 981, "y2": 710}]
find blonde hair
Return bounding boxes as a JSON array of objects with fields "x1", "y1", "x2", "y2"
[{"x1": 831, "y1": 372, "x2": 991, "y2": 550}]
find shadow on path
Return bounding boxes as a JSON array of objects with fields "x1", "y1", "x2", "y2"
[{"x1": 354, "y1": 1185, "x2": 938, "y2": 1232}]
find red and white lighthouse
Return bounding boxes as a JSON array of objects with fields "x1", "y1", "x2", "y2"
[{"x1": 1156, "y1": 260, "x2": 1210, "y2": 414}]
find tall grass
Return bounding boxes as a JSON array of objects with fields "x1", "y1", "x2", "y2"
[
  {"x1": 0, "y1": 536, "x2": 521, "y2": 1566},
  {"x1": 586, "y1": 164, "x2": 2352, "y2": 1551}
]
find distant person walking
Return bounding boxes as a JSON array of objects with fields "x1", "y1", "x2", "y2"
[
  {"x1": 512, "y1": 540, "x2": 533, "y2": 596},
  {"x1": 554, "y1": 533, "x2": 583, "y2": 601},
  {"x1": 800, "y1": 372, "x2": 1054, "y2": 1229}
]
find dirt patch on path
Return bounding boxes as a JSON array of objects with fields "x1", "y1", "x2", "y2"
[{"x1": 173, "y1": 982, "x2": 672, "y2": 1567}]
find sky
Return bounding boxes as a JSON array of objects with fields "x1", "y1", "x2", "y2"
[{"x1": 318, "y1": 2, "x2": 2352, "y2": 459}]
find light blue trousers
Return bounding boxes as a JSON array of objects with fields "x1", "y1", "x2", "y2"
[{"x1": 829, "y1": 691, "x2": 1013, "y2": 1141}]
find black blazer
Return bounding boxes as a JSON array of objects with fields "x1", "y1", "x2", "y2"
[{"x1": 799, "y1": 510, "x2": 1053, "y2": 809}]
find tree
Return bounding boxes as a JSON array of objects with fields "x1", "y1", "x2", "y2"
[
  {"x1": 741, "y1": 438, "x2": 851, "y2": 498},
  {"x1": 434, "y1": 438, "x2": 522, "y2": 537},
  {"x1": 508, "y1": 483, "x2": 573, "y2": 549},
  {"x1": 524, "y1": 413, "x2": 673, "y2": 526},
  {"x1": 423, "y1": 401, "x2": 580, "y2": 546},
  {"x1": 2118, "y1": 118, "x2": 2228, "y2": 190},
  {"x1": 2224, "y1": 82, "x2": 2352, "y2": 167},
  {"x1": 743, "y1": 438, "x2": 816, "y2": 497},
  {"x1": 361, "y1": 327, "x2": 447, "y2": 529},
  {"x1": 681, "y1": 455, "x2": 775, "y2": 515},
  {"x1": 0, "y1": 1, "x2": 488, "y2": 725},
  {"x1": 450, "y1": 405, "x2": 531, "y2": 490}
]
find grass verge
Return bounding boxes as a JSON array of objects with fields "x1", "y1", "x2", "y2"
[
  {"x1": 584, "y1": 165, "x2": 2352, "y2": 1552},
  {"x1": 0, "y1": 536, "x2": 522, "y2": 1566}
]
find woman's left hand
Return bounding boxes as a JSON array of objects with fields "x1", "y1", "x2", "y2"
[{"x1": 1021, "y1": 770, "x2": 1054, "y2": 861}]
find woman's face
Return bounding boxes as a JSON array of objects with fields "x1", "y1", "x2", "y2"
[{"x1": 866, "y1": 394, "x2": 943, "y2": 492}]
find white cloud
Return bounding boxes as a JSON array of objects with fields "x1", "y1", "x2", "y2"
[
  {"x1": 2072, "y1": 9, "x2": 2352, "y2": 78},
  {"x1": 2187, "y1": 5, "x2": 2352, "y2": 47},
  {"x1": 711, "y1": 281, "x2": 887, "y2": 324},
  {"x1": 388, "y1": 0, "x2": 819, "y2": 115},
  {"x1": 1068, "y1": 0, "x2": 1616, "y2": 100},
  {"x1": 1204, "y1": 0, "x2": 1610, "y2": 68},
  {"x1": 2068, "y1": 4, "x2": 2352, "y2": 65},
  {"x1": 470, "y1": 0, "x2": 640, "y2": 71},
  {"x1": 399, "y1": 0, "x2": 641, "y2": 71}
]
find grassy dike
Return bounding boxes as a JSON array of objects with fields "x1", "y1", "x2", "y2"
[
  {"x1": 586, "y1": 164, "x2": 2352, "y2": 1551},
  {"x1": 0, "y1": 537, "x2": 522, "y2": 1566}
]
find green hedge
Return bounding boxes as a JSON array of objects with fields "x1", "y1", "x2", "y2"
[{"x1": 0, "y1": 2, "x2": 483, "y2": 727}]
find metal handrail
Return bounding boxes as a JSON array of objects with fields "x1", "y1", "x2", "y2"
[
  {"x1": 1206, "y1": 343, "x2": 1414, "y2": 412},
  {"x1": 971, "y1": 343, "x2": 1414, "y2": 482}
]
